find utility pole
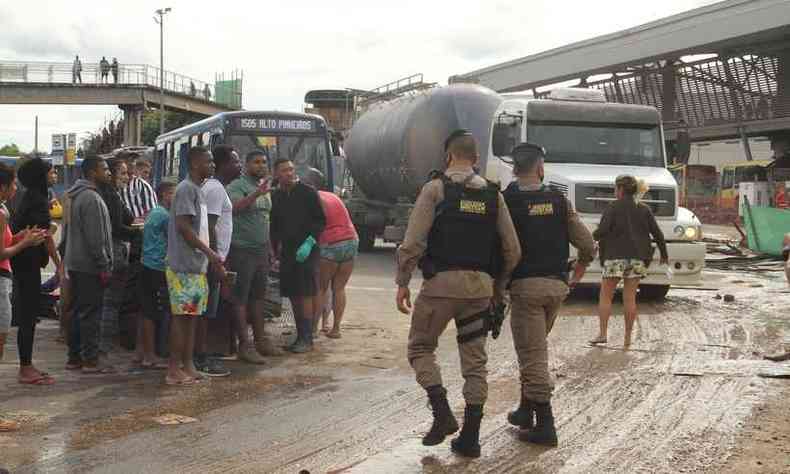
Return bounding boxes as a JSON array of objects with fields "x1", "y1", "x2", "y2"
[
  {"x1": 154, "y1": 7, "x2": 171, "y2": 135},
  {"x1": 34, "y1": 116, "x2": 39, "y2": 156}
]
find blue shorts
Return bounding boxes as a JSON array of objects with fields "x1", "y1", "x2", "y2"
[{"x1": 319, "y1": 239, "x2": 359, "y2": 263}]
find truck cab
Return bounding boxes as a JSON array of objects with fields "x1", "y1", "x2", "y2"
[{"x1": 486, "y1": 88, "x2": 705, "y2": 298}]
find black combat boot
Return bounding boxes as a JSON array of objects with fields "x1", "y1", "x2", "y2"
[
  {"x1": 451, "y1": 404, "x2": 483, "y2": 458},
  {"x1": 423, "y1": 385, "x2": 459, "y2": 446},
  {"x1": 519, "y1": 401, "x2": 557, "y2": 447},
  {"x1": 507, "y1": 393, "x2": 534, "y2": 429}
]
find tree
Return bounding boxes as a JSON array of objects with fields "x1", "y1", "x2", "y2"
[
  {"x1": 0, "y1": 144, "x2": 21, "y2": 156},
  {"x1": 141, "y1": 110, "x2": 202, "y2": 146}
]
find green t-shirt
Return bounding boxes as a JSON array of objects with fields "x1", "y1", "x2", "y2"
[{"x1": 226, "y1": 175, "x2": 271, "y2": 254}]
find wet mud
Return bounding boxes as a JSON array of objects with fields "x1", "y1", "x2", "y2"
[{"x1": 2, "y1": 246, "x2": 788, "y2": 473}]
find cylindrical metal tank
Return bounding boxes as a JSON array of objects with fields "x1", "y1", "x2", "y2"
[{"x1": 345, "y1": 84, "x2": 502, "y2": 203}]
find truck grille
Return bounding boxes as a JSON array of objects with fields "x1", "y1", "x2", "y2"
[{"x1": 575, "y1": 184, "x2": 675, "y2": 216}]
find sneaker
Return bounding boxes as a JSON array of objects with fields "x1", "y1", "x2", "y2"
[{"x1": 195, "y1": 356, "x2": 231, "y2": 377}]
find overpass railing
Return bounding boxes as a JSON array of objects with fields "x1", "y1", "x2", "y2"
[{"x1": 0, "y1": 60, "x2": 240, "y2": 108}]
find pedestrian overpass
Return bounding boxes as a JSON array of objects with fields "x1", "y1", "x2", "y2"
[
  {"x1": 0, "y1": 61, "x2": 241, "y2": 145},
  {"x1": 450, "y1": 0, "x2": 790, "y2": 159}
]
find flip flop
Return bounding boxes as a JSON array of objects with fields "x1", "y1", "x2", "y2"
[
  {"x1": 326, "y1": 331, "x2": 342, "y2": 339},
  {"x1": 589, "y1": 336, "x2": 608, "y2": 345},
  {"x1": 82, "y1": 365, "x2": 117, "y2": 375},
  {"x1": 140, "y1": 362, "x2": 168, "y2": 370},
  {"x1": 164, "y1": 376, "x2": 197, "y2": 386},
  {"x1": 0, "y1": 419, "x2": 20, "y2": 432},
  {"x1": 18, "y1": 374, "x2": 55, "y2": 385},
  {"x1": 65, "y1": 362, "x2": 83, "y2": 370}
]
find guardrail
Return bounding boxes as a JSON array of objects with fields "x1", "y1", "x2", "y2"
[{"x1": 0, "y1": 60, "x2": 238, "y2": 107}]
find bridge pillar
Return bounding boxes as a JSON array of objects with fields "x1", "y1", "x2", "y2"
[
  {"x1": 661, "y1": 60, "x2": 677, "y2": 123},
  {"x1": 120, "y1": 105, "x2": 144, "y2": 146}
]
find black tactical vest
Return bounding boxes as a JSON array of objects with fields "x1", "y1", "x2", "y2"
[
  {"x1": 504, "y1": 182, "x2": 569, "y2": 281},
  {"x1": 423, "y1": 175, "x2": 500, "y2": 276}
]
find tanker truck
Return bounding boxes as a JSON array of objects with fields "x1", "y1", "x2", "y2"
[
  {"x1": 343, "y1": 84, "x2": 503, "y2": 250},
  {"x1": 344, "y1": 84, "x2": 705, "y2": 298}
]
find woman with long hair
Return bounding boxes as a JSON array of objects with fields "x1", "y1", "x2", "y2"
[
  {"x1": 11, "y1": 158, "x2": 60, "y2": 384},
  {"x1": 590, "y1": 175, "x2": 668, "y2": 348}
]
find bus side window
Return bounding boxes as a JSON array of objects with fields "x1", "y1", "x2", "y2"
[
  {"x1": 178, "y1": 142, "x2": 189, "y2": 180},
  {"x1": 155, "y1": 147, "x2": 166, "y2": 185},
  {"x1": 169, "y1": 143, "x2": 176, "y2": 177},
  {"x1": 209, "y1": 134, "x2": 222, "y2": 149},
  {"x1": 722, "y1": 169, "x2": 734, "y2": 189}
]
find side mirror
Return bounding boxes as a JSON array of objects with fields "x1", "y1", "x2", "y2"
[{"x1": 492, "y1": 112, "x2": 521, "y2": 157}]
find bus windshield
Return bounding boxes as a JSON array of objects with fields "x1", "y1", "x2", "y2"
[
  {"x1": 228, "y1": 133, "x2": 329, "y2": 178},
  {"x1": 527, "y1": 123, "x2": 664, "y2": 167}
]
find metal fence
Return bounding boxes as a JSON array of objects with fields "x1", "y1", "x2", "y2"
[
  {"x1": 0, "y1": 60, "x2": 234, "y2": 106},
  {"x1": 582, "y1": 55, "x2": 790, "y2": 130}
]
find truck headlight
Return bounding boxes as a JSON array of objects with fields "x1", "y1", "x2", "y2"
[{"x1": 684, "y1": 226, "x2": 698, "y2": 239}]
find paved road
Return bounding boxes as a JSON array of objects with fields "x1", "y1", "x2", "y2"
[{"x1": 2, "y1": 245, "x2": 789, "y2": 473}]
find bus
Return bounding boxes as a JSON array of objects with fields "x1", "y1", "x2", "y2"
[
  {"x1": 153, "y1": 111, "x2": 336, "y2": 188},
  {"x1": 719, "y1": 160, "x2": 772, "y2": 209}
]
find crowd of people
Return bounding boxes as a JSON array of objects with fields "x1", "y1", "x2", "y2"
[{"x1": 0, "y1": 144, "x2": 359, "y2": 386}]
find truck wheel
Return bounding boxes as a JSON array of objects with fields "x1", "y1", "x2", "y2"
[
  {"x1": 639, "y1": 284, "x2": 670, "y2": 301},
  {"x1": 358, "y1": 228, "x2": 376, "y2": 252}
]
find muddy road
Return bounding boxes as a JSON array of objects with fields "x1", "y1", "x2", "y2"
[{"x1": 2, "y1": 244, "x2": 789, "y2": 473}]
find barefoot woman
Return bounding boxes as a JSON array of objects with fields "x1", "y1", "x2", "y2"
[{"x1": 591, "y1": 175, "x2": 668, "y2": 348}]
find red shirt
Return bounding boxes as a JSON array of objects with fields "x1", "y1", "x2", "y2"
[{"x1": 318, "y1": 191, "x2": 357, "y2": 245}]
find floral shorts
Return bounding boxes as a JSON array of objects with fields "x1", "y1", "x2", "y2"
[
  {"x1": 165, "y1": 268, "x2": 209, "y2": 317},
  {"x1": 602, "y1": 259, "x2": 648, "y2": 280}
]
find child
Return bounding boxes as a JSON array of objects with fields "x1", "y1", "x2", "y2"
[
  {"x1": 136, "y1": 181, "x2": 176, "y2": 369},
  {"x1": 0, "y1": 163, "x2": 47, "y2": 362}
]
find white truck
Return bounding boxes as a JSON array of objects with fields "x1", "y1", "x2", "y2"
[{"x1": 486, "y1": 88, "x2": 705, "y2": 299}]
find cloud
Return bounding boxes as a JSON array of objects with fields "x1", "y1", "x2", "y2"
[{"x1": 1, "y1": 0, "x2": 722, "y2": 152}]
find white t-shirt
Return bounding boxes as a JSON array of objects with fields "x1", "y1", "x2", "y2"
[{"x1": 202, "y1": 178, "x2": 233, "y2": 259}]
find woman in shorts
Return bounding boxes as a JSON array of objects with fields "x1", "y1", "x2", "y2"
[
  {"x1": 590, "y1": 175, "x2": 668, "y2": 348},
  {"x1": 307, "y1": 169, "x2": 358, "y2": 339}
]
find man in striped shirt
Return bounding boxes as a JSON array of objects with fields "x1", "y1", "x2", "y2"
[{"x1": 121, "y1": 156, "x2": 157, "y2": 219}]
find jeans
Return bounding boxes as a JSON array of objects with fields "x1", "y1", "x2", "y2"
[
  {"x1": 68, "y1": 271, "x2": 105, "y2": 363},
  {"x1": 99, "y1": 241, "x2": 129, "y2": 354}
]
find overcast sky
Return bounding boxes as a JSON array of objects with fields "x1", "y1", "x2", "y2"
[{"x1": 0, "y1": 0, "x2": 719, "y2": 153}]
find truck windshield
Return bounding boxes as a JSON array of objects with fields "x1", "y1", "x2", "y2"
[
  {"x1": 527, "y1": 123, "x2": 664, "y2": 167},
  {"x1": 228, "y1": 133, "x2": 329, "y2": 178}
]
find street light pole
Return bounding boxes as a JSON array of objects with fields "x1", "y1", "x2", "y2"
[{"x1": 154, "y1": 7, "x2": 171, "y2": 136}]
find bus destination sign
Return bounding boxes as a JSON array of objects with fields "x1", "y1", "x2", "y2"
[{"x1": 234, "y1": 117, "x2": 317, "y2": 132}]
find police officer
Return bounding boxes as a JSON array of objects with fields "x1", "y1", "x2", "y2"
[
  {"x1": 396, "y1": 129, "x2": 521, "y2": 458},
  {"x1": 503, "y1": 143, "x2": 595, "y2": 446}
]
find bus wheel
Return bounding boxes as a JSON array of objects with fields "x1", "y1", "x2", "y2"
[
  {"x1": 639, "y1": 284, "x2": 670, "y2": 301},
  {"x1": 358, "y1": 227, "x2": 376, "y2": 252}
]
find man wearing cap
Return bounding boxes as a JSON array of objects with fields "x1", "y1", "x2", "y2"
[
  {"x1": 395, "y1": 129, "x2": 521, "y2": 458},
  {"x1": 503, "y1": 142, "x2": 595, "y2": 447}
]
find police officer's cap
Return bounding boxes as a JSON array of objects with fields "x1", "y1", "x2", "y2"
[
  {"x1": 444, "y1": 129, "x2": 473, "y2": 152},
  {"x1": 512, "y1": 142, "x2": 546, "y2": 159}
]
